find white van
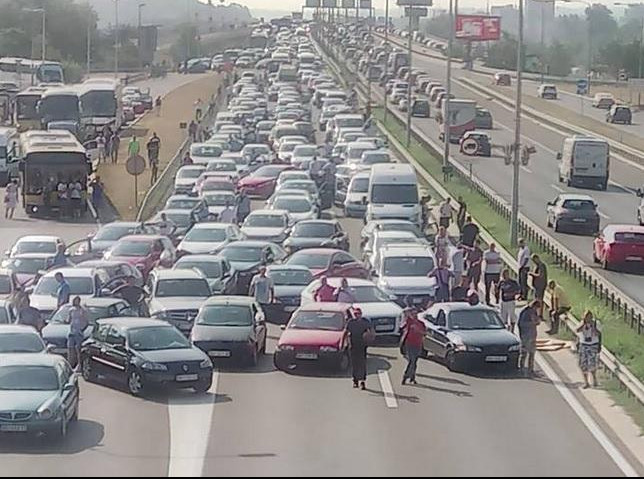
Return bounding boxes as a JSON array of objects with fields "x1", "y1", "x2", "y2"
[
  {"x1": 0, "y1": 127, "x2": 18, "y2": 186},
  {"x1": 558, "y1": 136, "x2": 610, "y2": 190},
  {"x1": 367, "y1": 163, "x2": 421, "y2": 225}
]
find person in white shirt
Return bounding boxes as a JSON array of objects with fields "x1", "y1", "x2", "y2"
[
  {"x1": 483, "y1": 243, "x2": 503, "y2": 306},
  {"x1": 219, "y1": 201, "x2": 236, "y2": 223},
  {"x1": 517, "y1": 238, "x2": 531, "y2": 301},
  {"x1": 156, "y1": 213, "x2": 177, "y2": 237},
  {"x1": 439, "y1": 198, "x2": 452, "y2": 229}
]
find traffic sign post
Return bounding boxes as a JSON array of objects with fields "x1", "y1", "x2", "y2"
[
  {"x1": 126, "y1": 154, "x2": 146, "y2": 209},
  {"x1": 461, "y1": 137, "x2": 479, "y2": 156}
]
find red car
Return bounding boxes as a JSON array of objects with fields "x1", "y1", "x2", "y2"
[
  {"x1": 593, "y1": 225, "x2": 644, "y2": 271},
  {"x1": 284, "y1": 248, "x2": 370, "y2": 280},
  {"x1": 274, "y1": 302, "x2": 352, "y2": 371},
  {"x1": 104, "y1": 235, "x2": 177, "y2": 278},
  {"x1": 237, "y1": 164, "x2": 293, "y2": 199}
]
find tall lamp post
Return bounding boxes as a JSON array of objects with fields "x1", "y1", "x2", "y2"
[
  {"x1": 138, "y1": 3, "x2": 146, "y2": 70},
  {"x1": 561, "y1": 0, "x2": 592, "y2": 95},
  {"x1": 510, "y1": 0, "x2": 525, "y2": 248},
  {"x1": 444, "y1": 0, "x2": 456, "y2": 175},
  {"x1": 114, "y1": 0, "x2": 120, "y2": 78},
  {"x1": 384, "y1": 0, "x2": 390, "y2": 123},
  {"x1": 24, "y1": 8, "x2": 46, "y2": 62}
]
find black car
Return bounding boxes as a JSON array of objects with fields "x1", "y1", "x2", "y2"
[
  {"x1": 411, "y1": 99, "x2": 430, "y2": 118},
  {"x1": 283, "y1": 220, "x2": 350, "y2": 253},
  {"x1": 266, "y1": 265, "x2": 314, "y2": 324},
  {"x1": 81, "y1": 318, "x2": 214, "y2": 396},
  {"x1": 606, "y1": 105, "x2": 632, "y2": 125},
  {"x1": 421, "y1": 304, "x2": 521, "y2": 372}
]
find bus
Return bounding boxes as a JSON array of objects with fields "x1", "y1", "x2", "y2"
[
  {"x1": 38, "y1": 87, "x2": 80, "y2": 133},
  {"x1": 17, "y1": 130, "x2": 90, "y2": 216},
  {"x1": 0, "y1": 58, "x2": 64, "y2": 89},
  {"x1": 14, "y1": 86, "x2": 47, "y2": 131},
  {"x1": 78, "y1": 79, "x2": 123, "y2": 134}
]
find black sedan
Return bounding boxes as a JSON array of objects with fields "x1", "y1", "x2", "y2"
[
  {"x1": 215, "y1": 241, "x2": 288, "y2": 293},
  {"x1": 283, "y1": 220, "x2": 350, "y2": 253},
  {"x1": 81, "y1": 318, "x2": 214, "y2": 396},
  {"x1": 421, "y1": 304, "x2": 521, "y2": 372}
]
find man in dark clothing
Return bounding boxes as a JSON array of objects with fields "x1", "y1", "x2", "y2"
[
  {"x1": 146, "y1": 133, "x2": 161, "y2": 168},
  {"x1": 529, "y1": 254, "x2": 548, "y2": 318},
  {"x1": 456, "y1": 196, "x2": 467, "y2": 232},
  {"x1": 465, "y1": 239, "x2": 484, "y2": 289},
  {"x1": 451, "y1": 276, "x2": 470, "y2": 302},
  {"x1": 460, "y1": 216, "x2": 479, "y2": 248},
  {"x1": 347, "y1": 308, "x2": 374, "y2": 391},
  {"x1": 17, "y1": 297, "x2": 44, "y2": 333},
  {"x1": 518, "y1": 301, "x2": 541, "y2": 376}
]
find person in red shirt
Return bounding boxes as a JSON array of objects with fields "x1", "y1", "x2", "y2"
[
  {"x1": 314, "y1": 276, "x2": 336, "y2": 302},
  {"x1": 400, "y1": 308, "x2": 427, "y2": 385}
]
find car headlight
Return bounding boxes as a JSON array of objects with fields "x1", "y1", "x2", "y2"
[
  {"x1": 37, "y1": 407, "x2": 56, "y2": 420},
  {"x1": 200, "y1": 358, "x2": 213, "y2": 369},
  {"x1": 141, "y1": 362, "x2": 168, "y2": 371},
  {"x1": 320, "y1": 346, "x2": 339, "y2": 353},
  {"x1": 279, "y1": 345, "x2": 295, "y2": 351},
  {"x1": 508, "y1": 344, "x2": 521, "y2": 353}
]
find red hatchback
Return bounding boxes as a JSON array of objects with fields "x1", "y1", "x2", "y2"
[
  {"x1": 593, "y1": 225, "x2": 644, "y2": 271},
  {"x1": 285, "y1": 248, "x2": 370, "y2": 280},
  {"x1": 104, "y1": 235, "x2": 177, "y2": 278},
  {"x1": 274, "y1": 302, "x2": 352, "y2": 371},
  {"x1": 237, "y1": 164, "x2": 293, "y2": 199}
]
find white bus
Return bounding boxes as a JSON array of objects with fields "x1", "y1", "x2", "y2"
[
  {"x1": 79, "y1": 79, "x2": 123, "y2": 133},
  {"x1": 0, "y1": 58, "x2": 64, "y2": 89}
]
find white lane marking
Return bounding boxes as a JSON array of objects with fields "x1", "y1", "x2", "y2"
[
  {"x1": 536, "y1": 355, "x2": 638, "y2": 477},
  {"x1": 378, "y1": 370, "x2": 398, "y2": 409},
  {"x1": 551, "y1": 184, "x2": 565, "y2": 193},
  {"x1": 521, "y1": 166, "x2": 533, "y2": 174},
  {"x1": 168, "y1": 371, "x2": 219, "y2": 477},
  {"x1": 597, "y1": 209, "x2": 611, "y2": 220},
  {"x1": 610, "y1": 180, "x2": 638, "y2": 195}
]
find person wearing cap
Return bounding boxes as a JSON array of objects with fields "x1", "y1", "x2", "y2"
[
  {"x1": 314, "y1": 276, "x2": 336, "y2": 302},
  {"x1": 400, "y1": 308, "x2": 426, "y2": 386},
  {"x1": 347, "y1": 308, "x2": 374, "y2": 390}
]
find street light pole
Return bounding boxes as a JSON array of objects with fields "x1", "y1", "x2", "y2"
[
  {"x1": 443, "y1": 0, "x2": 455, "y2": 172},
  {"x1": 87, "y1": 12, "x2": 92, "y2": 75},
  {"x1": 138, "y1": 3, "x2": 146, "y2": 71},
  {"x1": 41, "y1": 9, "x2": 46, "y2": 62},
  {"x1": 114, "y1": 0, "x2": 120, "y2": 78},
  {"x1": 511, "y1": 0, "x2": 525, "y2": 248},
  {"x1": 406, "y1": 6, "x2": 413, "y2": 146},
  {"x1": 384, "y1": 0, "x2": 390, "y2": 123}
]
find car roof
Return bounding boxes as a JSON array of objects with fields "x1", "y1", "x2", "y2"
[
  {"x1": 191, "y1": 222, "x2": 231, "y2": 230},
  {"x1": 0, "y1": 324, "x2": 41, "y2": 334},
  {"x1": 176, "y1": 254, "x2": 226, "y2": 263},
  {"x1": 267, "y1": 264, "x2": 311, "y2": 273},
  {"x1": 603, "y1": 224, "x2": 644, "y2": 234},
  {"x1": 101, "y1": 221, "x2": 144, "y2": 228},
  {"x1": 42, "y1": 267, "x2": 94, "y2": 277},
  {"x1": 381, "y1": 245, "x2": 434, "y2": 257},
  {"x1": 225, "y1": 240, "x2": 275, "y2": 248},
  {"x1": 7, "y1": 253, "x2": 54, "y2": 259},
  {"x1": 295, "y1": 219, "x2": 338, "y2": 226},
  {"x1": 0, "y1": 353, "x2": 65, "y2": 368},
  {"x1": 203, "y1": 295, "x2": 255, "y2": 306},
  {"x1": 16, "y1": 235, "x2": 61, "y2": 242},
  {"x1": 310, "y1": 277, "x2": 374, "y2": 287},
  {"x1": 298, "y1": 302, "x2": 352, "y2": 313},
  {"x1": 375, "y1": 230, "x2": 418, "y2": 238},
  {"x1": 428, "y1": 302, "x2": 497, "y2": 314},
  {"x1": 57, "y1": 297, "x2": 128, "y2": 307},
  {"x1": 151, "y1": 269, "x2": 206, "y2": 280},
  {"x1": 97, "y1": 317, "x2": 170, "y2": 330},
  {"x1": 558, "y1": 194, "x2": 596, "y2": 202},
  {"x1": 291, "y1": 248, "x2": 342, "y2": 256},
  {"x1": 249, "y1": 209, "x2": 289, "y2": 216},
  {"x1": 119, "y1": 234, "x2": 166, "y2": 242}
]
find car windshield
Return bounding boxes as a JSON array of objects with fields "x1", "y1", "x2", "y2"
[
  {"x1": 348, "y1": 286, "x2": 390, "y2": 302},
  {"x1": 614, "y1": 232, "x2": 644, "y2": 244},
  {"x1": 254, "y1": 166, "x2": 285, "y2": 178},
  {"x1": 0, "y1": 333, "x2": 45, "y2": 353},
  {"x1": 128, "y1": 326, "x2": 192, "y2": 351},
  {"x1": 245, "y1": 215, "x2": 286, "y2": 228},
  {"x1": 448, "y1": 309, "x2": 505, "y2": 331},
  {"x1": 160, "y1": 213, "x2": 192, "y2": 228},
  {"x1": 221, "y1": 246, "x2": 263, "y2": 262},
  {"x1": 15, "y1": 241, "x2": 57, "y2": 254},
  {"x1": 185, "y1": 228, "x2": 227, "y2": 242},
  {"x1": 198, "y1": 305, "x2": 253, "y2": 326},
  {"x1": 273, "y1": 197, "x2": 312, "y2": 213},
  {"x1": 204, "y1": 193, "x2": 235, "y2": 206},
  {"x1": 280, "y1": 143, "x2": 300, "y2": 153},
  {"x1": 289, "y1": 311, "x2": 345, "y2": 331},
  {"x1": 292, "y1": 223, "x2": 335, "y2": 238},
  {"x1": 287, "y1": 253, "x2": 330, "y2": 269},
  {"x1": 207, "y1": 162, "x2": 236, "y2": 172},
  {"x1": 350, "y1": 178, "x2": 369, "y2": 193},
  {"x1": 280, "y1": 173, "x2": 309, "y2": 183},
  {"x1": 95, "y1": 225, "x2": 138, "y2": 241},
  {"x1": 294, "y1": 146, "x2": 317, "y2": 156},
  {"x1": 363, "y1": 153, "x2": 391, "y2": 165},
  {"x1": 178, "y1": 168, "x2": 204, "y2": 179},
  {"x1": 167, "y1": 199, "x2": 199, "y2": 210},
  {"x1": 51, "y1": 305, "x2": 111, "y2": 324},
  {"x1": 269, "y1": 269, "x2": 313, "y2": 286},
  {"x1": 35, "y1": 277, "x2": 94, "y2": 296},
  {"x1": 192, "y1": 145, "x2": 222, "y2": 157},
  {"x1": 371, "y1": 185, "x2": 418, "y2": 204},
  {"x1": 111, "y1": 241, "x2": 152, "y2": 257},
  {"x1": 562, "y1": 200, "x2": 596, "y2": 210},
  {"x1": 156, "y1": 279, "x2": 210, "y2": 297},
  {"x1": 379, "y1": 222, "x2": 421, "y2": 236},
  {"x1": 176, "y1": 261, "x2": 222, "y2": 279},
  {"x1": 0, "y1": 366, "x2": 59, "y2": 391},
  {"x1": 383, "y1": 257, "x2": 435, "y2": 276}
]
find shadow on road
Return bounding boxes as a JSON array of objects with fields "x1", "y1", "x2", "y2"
[{"x1": 0, "y1": 419, "x2": 104, "y2": 455}]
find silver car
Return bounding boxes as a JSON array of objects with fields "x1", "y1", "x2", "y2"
[{"x1": 546, "y1": 194, "x2": 601, "y2": 235}]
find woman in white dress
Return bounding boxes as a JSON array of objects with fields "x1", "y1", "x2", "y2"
[{"x1": 4, "y1": 179, "x2": 19, "y2": 219}]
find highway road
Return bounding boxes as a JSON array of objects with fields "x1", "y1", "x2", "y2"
[
  {"x1": 0, "y1": 54, "x2": 638, "y2": 478},
  {"x1": 354, "y1": 38, "x2": 644, "y2": 306}
]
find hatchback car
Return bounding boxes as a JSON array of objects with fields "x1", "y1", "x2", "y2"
[
  {"x1": 593, "y1": 224, "x2": 644, "y2": 271},
  {"x1": 283, "y1": 220, "x2": 349, "y2": 253},
  {"x1": 215, "y1": 241, "x2": 288, "y2": 293},
  {"x1": 546, "y1": 194, "x2": 600, "y2": 234},
  {"x1": 8, "y1": 236, "x2": 65, "y2": 258},
  {"x1": 606, "y1": 105, "x2": 632, "y2": 125},
  {"x1": 474, "y1": 108, "x2": 493, "y2": 129},
  {"x1": 241, "y1": 209, "x2": 291, "y2": 243},
  {"x1": 460, "y1": 131, "x2": 492, "y2": 157},
  {"x1": 177, "y1": 223, "x2": 245, "y2": 256},
  {"x1": 85, "y1": 222, "x2": 152, "y2": 257},
  {"x1": 237, "y1": 164, "x2": 293, "y2": 199},
  {"x1": 285, "y1": 248, "x2": 369, "y2": 279},
  {"x1": 266, "y1": 265, "x2": 314, "y2": 324},
  {"x1": 104, "y1": 235, "x2": 176, "y2": 279},
  {"x1": 174, "y1": 255, "x2": 236, "y2": 295},
  {"x1": 81, "y1": 318, "x2": 213, "y2": 396},
  {"x1": 0, "y1": 325, "x2": 47, "y2": 354}
]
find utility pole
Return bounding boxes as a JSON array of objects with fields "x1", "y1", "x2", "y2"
[
  {"x1": 114, "y1": 0, "x2": 120, "y2": 78},
  {"x1": 138, "y1": 3, "x2": 146, "y2": 71},
  {"x1": 406, "y1": 7, "x2": 413, "y2": 146},
  {"x1": 87, "y1": 12, "x2": 92, "y2": 75},
  {"x1": 444, "y1": 0, "x2": 456, "y2": 172},
  {"x1": 511, "y1": 0, "x2": 525, "y2": 248},
  {"x1": 384, "y1": 0, "x2": 390, "y2": 122},
  {"x1": 41, "y1": 8, "x2": 46, "y2": 62}
]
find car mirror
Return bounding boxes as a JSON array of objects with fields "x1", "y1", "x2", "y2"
[
  {"x1": 280, "y1": 325, "x2": 287, "y2": 331},
  {"x1": 63, "y1": 382, "x2": 76, "y2": 393},
  {"x1": 637, "y1": 188, "x2": 644, "y2": 198},
  {"x1": 556, "y1": 152, "x2": 562, "y2": 161},
  {"x1": 100, "y1": 288, "x2": 112, "y2": 297},
  {"x1": 46, "y1": 344, "x2": 56, "y2": 354},
  {"x1": 361, "y1": 196, "x2": 368, "y2": 206}
]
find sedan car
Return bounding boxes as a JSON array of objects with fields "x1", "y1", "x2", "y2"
[
  {"x1": 274, "y1": 303, "x2": 352, "y2": 372},
  {"x1": 84, "y1": 222, "x2": 152, "y2": 257},
  {"x1": 190, "y1": 143, "x2": 223, "y2": 164},
  {"x1": 174, "y1": 255, "x2": 237, "y2": 295},
  {"x1": 8, "y1": 236, "x2": 65, "y2": 258},
  {"x1": 546, "y1": 194, "x2": 600, "y2": 234},
  {"x1": 361, "y1": 220, "x2": 424, "y2": 248},
  {"x1": 266, "y1": 265, "x2": 314, "y2": 324},
  {"x1": 174, "y1": 165, "x2": 206, "y2": 195},
  {"x1": 81, "y1": 318, "x2": 214, "y2": 396},
  {"x1": 283, "y1": 220, "x2": 349, "y2": 253},
  {"x1": 151, "y1": 209, "x2": 199, "y2": 239},
  {"x1": 1, "y1": 254, "x2": 66, "y2": 289},
  {"x1": 474, "y1": 108, "x2": 493, "y2": 129},
  {"x1": 104, "y1": 235, "x2": 177, "y2": 279},
  {"x1": 0, "y1": 325, "x2": 47, "y2": 353},
  {"x1": 191, "y1": 296, "x2": 267, "y2": 366},
  {"x1": 421, "y1": 303, "x2": 521, "y2": 372},
  {"x1": 459, "y1": 131, "x2": 492, "y2": 157},
  {"x1": 0, "y1": 354, "x2": 79, "y2": 438},
  {"x1": 269, "y1": 194, "x2": 318, "y2": 224},
  {"x1": 241, "y1": 209, "x2": 291, "y2": 243},
  {"x1": 593, "y1": 224, "x2": 644, "y2": 271},
  {"x1": 216, "y1": 241, "x2": 288, "y2": 293},
  {"x1": 285, "y1": 248, "x2": 370, "y2": 280},
  {"x1": 177, "y1": 223, "x2": 245, "y2": 256},
  {"x1": 237, "y1": 164, "x2": 293, "y2": 199},
  {"x1": 164, "y1": 195, "x2": 210, "y2": 223},
  {"x1": 201, "y1": 191, "x2": 238, "y2": 219}
]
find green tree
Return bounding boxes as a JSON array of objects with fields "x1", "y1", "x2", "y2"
[
  {"x1": 485, "y1": 33, "x2": 518, "y2": 70},
  {"x1": 547, "y1": 41, "x2": 573, "y2": 77}
]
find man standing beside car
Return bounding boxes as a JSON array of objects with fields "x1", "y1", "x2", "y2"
[
  {"x1": 518, "y1": 301, "x2": 541, "y2": 377},
  {"x1": 249, "y1": 267, "x2": 274, "y2": 320},
  {"x1": 347, "y1": 308, "x2": 374, "y2": 391}
]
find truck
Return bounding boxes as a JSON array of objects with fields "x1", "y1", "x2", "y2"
[
  {"x1": 558, "y1": 136, "x2": 610, "y2": 191},
  {"x1": 441, "y1": 99, "x2": 476, "y2": 143}
]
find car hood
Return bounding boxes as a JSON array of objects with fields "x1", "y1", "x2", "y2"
[
  {"x1": 192, "y1": 325, "x2": 254, "y2": 342},
  {"x1": 227, "y1": 261, "x2": 262, "y2": 272},
  {"x1": 448, "y1": 329, "x2": 520, "y2": 347},
  {"x1": 175, "y1": 178, "x2": 198, "y2": 186},
  {"x1": 108, "y1": 255, "x2": 146, "y2": 266},
  {"x1": 149, "y1": 297, "x2": 209, "y2": 315},
  {"x1": 207, "y1": 206, "x2": 227, "y2": 216},
  {"x1": 279, "y1": 328, "x2": 344, "y2": 348},
  {"x1": 380, "y1": 276, "x2": 438, "y2": 292},
  {"x1": 274, "y1": 284, "x2": 308, "y2": 298},
  {"x1": 42, "y1": 323, "x2": 90, "y2": 342},
  {"x1": 241, "y1": 227, "x2": 287, "y2": 239},
  {"x1": 138, "y1": 347, "x2": 206, "y2": 363},
  {"x1": 178, "y1": 240, "x2": 226, "y2": 255},
  {"x1": 239, "y1": 176, "x2": 272, "y2": 187},
  {"x1": 30, "y1": 294, "x2": 94, "y2": 314},
  {"x1": 0, "y1": 390, "x2": 57, "y2": 412},
  {"x1": 285, "y1": 237, "x2": 332, "y2": 248}
]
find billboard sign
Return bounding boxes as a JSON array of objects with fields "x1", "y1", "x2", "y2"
[
  {"x1": 305, "y1": 0, "x2": 321, "y2": 7},
  {"x1": 455, "y1": 15, "x2": 501, "y2": 41},
  {"x1": 341, "y1": 0, "x2": 355, "y2": 7}
]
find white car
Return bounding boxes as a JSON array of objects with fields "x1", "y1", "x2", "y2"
[
  {"x1": 274, "y1": 179, "x2": 320, "y2": 205},
  {"x1": 8, "y1": 235, "x2": 65, "y2": 258},
  {"x1": 202, "y1": 190, "x2": 237, "y2": 218},
  {"x1": 344, "y1": 172, "x2": 370, "y2": 218},
  {"x1": 277, "y1": 140, "x2": 306, "y2": 162},
  {"x1": 300, "y1": 277, "x2": 403, "y2": 336},
  {"x1": 364, "y1": 230, "x2": 427, "y2": 270},
  {"x1": 277, "y1": 170, "x2": 311, "y2": 188},
  {"x1": 177, "y1": 223, "x2": 245, "y2": 255},
  {"x1": 174, "y1": 165, "x2": 206, "y2": 195},
  {"x1": 241, "y1": 209, "x2": 291, "y2": 243},
  {"x1": 206, "y1": 159, "x2": 239, "y2": 182},
  {"x1": 268, "y1": 194, "x2": 318, "y2": 225},
  {"x1": 291, "y1": 144, "x2": 319, "y2": 170},
  {"x1": 190, "y1": 143, "x2": 223, "y2": 165}
]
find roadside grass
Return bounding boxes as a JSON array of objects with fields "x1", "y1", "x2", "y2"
[
  {"x1": 602, "y1": 376, "x2": 644, "y2": 435},
  {"x1": 375, "y1": 108, "x2": 644, "y2": 423}
]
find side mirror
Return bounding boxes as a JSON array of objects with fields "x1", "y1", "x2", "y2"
[
  {"x1": 556, "y1": 152, "x2": 562, "y2": 161},
  {"x1": 280, "y1": 325, "x2": 287, "y2": 331},
  {"x1": 46, "y1": 344, "x2": 56, "y2": 354},
  {"x1": 100, "y1": 288, "x2": 112, "y2": 297},
  {"x1": 637, "y1": 188, "x2": 643, "y2": 198},
  {"x1": 361, "y1": 196, "x2": 368, "y2": 206},
  {"x1": 63, "y1": 382, "x2": 76, "y2": 393}
]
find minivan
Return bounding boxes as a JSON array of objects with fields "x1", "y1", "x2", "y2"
[
  {"x1": 558, "y1": 136, "x2": 610, "y2": 190},
  {"x1": 366, "y1": 164, "x2": 421, "y2": 226}
]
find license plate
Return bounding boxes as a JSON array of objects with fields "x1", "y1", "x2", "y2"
[
  {"x1": 573, "y1": 218, "x2": 587, "y2": 223},
  {"x1": 296, "y1": 353, "x2": 318, "y2": 360},
  {"x1": 0, "y1": 425, "x2": 27, "y2": 432},
  {"x1": 626, "y1": 256, "x2": 642, "y2": 262},
  {"x1": 486, "y1": 355, "x2": 508, "y2": 363},
  {"x1": 176, "y1": 374, "x2": 199, "y2": 382},
  {"x1": 208, "y1": 351, "x2": 231, "y2": 358},
  {"x1": 375, "y1": 325, "x2": 391, "y2": 332},
  {"x1": 284, "y1": 306, "x2": 297, "y2": 312}
]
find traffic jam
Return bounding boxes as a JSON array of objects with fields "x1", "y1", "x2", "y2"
[{"x1": 1, "y1": 19, "x2": 540, "y2": 440}]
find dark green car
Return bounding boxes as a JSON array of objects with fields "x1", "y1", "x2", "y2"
[{"x1": 0, "y1": 354, "x2": 80, "y2": 439}]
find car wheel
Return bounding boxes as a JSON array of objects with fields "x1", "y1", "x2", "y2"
[
  {"x1": 193, "y1": 378, "x2": 212, "y2": 394},
  {"x1": 81, "y1": 357, "x2": 97, "y2": 383},
  {"x1": 446, "y1": 351, "x2": 461, "y2": 373},
  {"x1": 127, "y1": 369, "x2": 145, "y2": 397}
]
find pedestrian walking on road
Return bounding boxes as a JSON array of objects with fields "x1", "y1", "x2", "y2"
[
  {"x1": 67, "y1": 296, "x2": 89, "y2": 369},
  {"x1": 439, "y1": 198, "x2": 452, "y2": 229},
  {"x1": 150, "y1": 157, "x2": 159, "y2": 186},
  {"x1": 400, "y1": 308, "x2": 426, "y2": 386},
  {"x1": 249, "y1": 267, "x2": 274, "y2": 319},
  {"x1": 195, "y1": 98, "x2": 203, "y2": 121},
  {"x1": 347, "y1": 308, "x2": 374, "y2": 391},
  {"x1": 97, "y1": 134, "x2": 106, "y2": 163},
  {"x1": 218, "y1": 201, "x2": 236, "y2": 224},
  {"x1": 110, "y1": 133, "x2": 121, "y2": 164},
  {"x1": 90, "y1": 177, "x2": 103, "y2": 216},
  {"x1": 529, "y1": 254, "x2": 548, "y2": 318},
  {"x1": 483, "y1": 243, "x2": 503, "y2": 306},
  {"x1": 181, "y1": 151, "x2": 193, "y2": 166},
  {"x1": 517, "y1": 238, "x2": 531, "y2": 301},
  {"x1": 314, "y1": 276, "x2": 336, "y2": 302},
  {"x1": 434, "y1": 226, "x2": 450, "y2": 266},
  {"x1": 155, "y1": 96, "x2": 162, "y2": 116},
  {"x1": 547, "y1": 280, "x2": 571, "y2": 335},
  {"x1": 460, "y1": 215, "x2": 479, "y2": 248},
  {"x1": 456, "y1": 196, "x2": 467, "y2": 233},
  {"x1": 235, "y1": 189, "x2": 251, "y2": 224},
  {"x1": 498, "y1": 269, "x2": 520, "y2": 332},
  {"x1": 188, "y1": 120, "x2": 198, "y2": 142},
  {"x1": 128, "y1": 136, "x2": 141, "y2": 159},
  {"x1": 335, "y1": 278, "x2": 356, "y2": 304},
  {"x1": 146, "y1": 133, "x2": 161, "y2": 168},
  {"x1": 577, "y1": 311, "x2": 602, "y2": 389},
  {"x1": 465, "y1": 239, "x2": 484, "y2": 290},
  {"x1": 55, "y1": 272, "x2": 71, "y2": 309},
  {"x1": 451, "y1": 243, "x2": 465, "y2": 288},
  {"x1": 518, "y1": 300, "x2": 541, "y2": 377},
  {"x1": 17, "y1": 297, "x2": 44, "y2": 334},
  {"x1": 4, "y1": 178, "x2": 19, "y2": 219},
  {"x1": 430, "y1": 259, "x2": 453, "y2": 303}
]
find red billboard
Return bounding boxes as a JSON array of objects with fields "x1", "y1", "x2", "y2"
[{"x1": 455, "y1": 15, "x2": 501, "y2": 41}]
